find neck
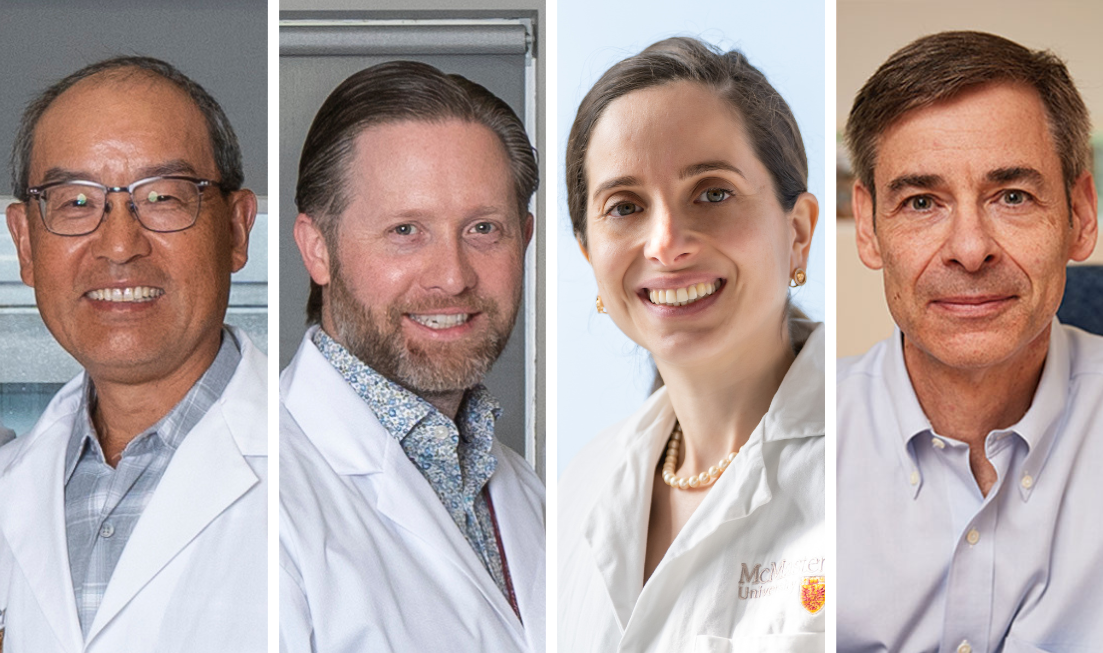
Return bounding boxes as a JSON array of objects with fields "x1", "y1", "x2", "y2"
[
  {"x1": 89, "y1": 334, "x2": 221, "y2": 467},
  {"x1": 903, "y1": 328, "x2": 1049, "y2": 447},
  {"x1": 656, "y1": 325, "x2": 796, "y2": 473},
  {"x1": 422, "y1": 391, "x2": 466, "y2": 420}
]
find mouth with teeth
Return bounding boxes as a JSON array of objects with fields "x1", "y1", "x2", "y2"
[
  {"x1": 407, "y1": 313, "x2": 472, "y2": 330},
  {"x1": 647, "y1": 279, "x2": 722, "y2": 307},
  {"x1": 85, "y1": 286, "x2": 165, "y2": 303}
]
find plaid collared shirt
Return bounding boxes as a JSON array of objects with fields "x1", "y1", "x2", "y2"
[
  {"x1": 63, "y1": 331, "x2": 241, "y2": 637},
  {"x1": 312, "y1": 330, "x2": 513, "y2": 601}
]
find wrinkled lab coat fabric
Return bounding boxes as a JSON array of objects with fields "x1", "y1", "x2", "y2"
[
  {"x1": 559, "y1": 323, "x2": 826, "y2": 653},
  {"x1": 279, "y1": 330, "x2": 546, "y2": 652},
  {"x1": 0, "y1": 327, "x2": 267, "y2": 652}
]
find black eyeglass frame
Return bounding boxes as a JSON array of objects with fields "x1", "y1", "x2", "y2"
[{"x1": 25, "y1": 175, "x2": 224, "y2": 236}]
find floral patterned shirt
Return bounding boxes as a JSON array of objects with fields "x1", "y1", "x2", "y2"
[{"x1": 312, "y1": 330, "x2": 510, "y2": 600}]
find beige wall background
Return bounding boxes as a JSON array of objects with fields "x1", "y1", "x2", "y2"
[{"x1": 837, "y1": 0, "x2": 1103, "y2": 357}]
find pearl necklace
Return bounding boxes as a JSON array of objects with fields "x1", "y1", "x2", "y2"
[{"x1": 661, "y1": 422, "x2": 737, "y2": 490}]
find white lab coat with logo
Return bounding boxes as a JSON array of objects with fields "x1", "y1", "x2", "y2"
[
  {"x1": 279, "y1": 330, "x2": 546, "y2": 653},
  {"x1": 0, "y1": 328, "x2": 267, "y2": 653},
  {"x1": 559, "y1": 323, "x2": 826, "y2": 653}
]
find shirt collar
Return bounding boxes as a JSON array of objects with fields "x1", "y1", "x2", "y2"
[
  {"x1": 63, "y1": 328, "x2": 242, "y2": 482},
  {"x1": 311, "y1": 329, "x2": 499, "y2": 443},
  {"x1": 882, "y1": 319, "x2": 1071, "y2": 499},
  {"x1": 762, "y1": 320, "x2": 826, "y2": 442},
  {"x1": 1005, "y1": 319, "x2": 1069, "y2": 500}
]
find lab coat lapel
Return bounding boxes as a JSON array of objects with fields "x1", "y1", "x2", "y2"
[
  {"x1": 582, "y1": 400, "x2": 673, "y2": 631},
  {"x1": 662, "y1": 433, "x2": 773, "y2": 563},
  {"x1": 285, "y1": 332, "x2": 525, "y2": 638},
  {"x1": 85, "y1": 403, "x2": 259, "y2": 643},
  {"x1": 0, "y1": 415, "x2": 84, "y2": 652},
  {"x1": 488, "y1": 442, "x2": 545, "y2": 643},
  {"x1": 375, "y1": 436, "x2": 525, "y2": 636}
]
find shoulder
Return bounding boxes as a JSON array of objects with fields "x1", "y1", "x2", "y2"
[
  {"x1": 218, "y1": 329, "x2": 268, "y2": 456},
  {"x1": 0, "y1": 373, "x2": 83, "y2": 475},
  {"x1": 278, "y1": 401, "x2": 330, "y2": 495},
  {"x1": 837, "y1": 335, "x2": 892, "y2": 383},
  {"x1": 1063, "y1": 323, "x2": 1103, "y2": 378},
  {"x1": 560, "y1": 391, "x2": 667, "y2": 516},
  {"x1": 494, "y1": 442, "x2": 545, "y2": 496}
]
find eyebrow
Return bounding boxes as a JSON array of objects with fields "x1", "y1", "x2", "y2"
[
  {"x1": 590, "y1": 161, "x2": 747, "y2": 201},
  {"x1": 591, "y1": 175, "x2": 641, "y2": 199},
  {"x1": 886, "y1": 174, "x2": 946, "y2": 194},
  {"x1": 987, "y1": 166, "x2": 1045, "y2": 185},
  {"x1": 680, "y1": 160, "x2": 746, "y2": 180},
  {"x1": 35, "y1": 159, "x2": 203, "y2": 187}
]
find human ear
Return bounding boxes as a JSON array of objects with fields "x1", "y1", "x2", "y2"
[
  {"x1": 788, "y1": 192, "x2": 819, "y2": 271},
  {"x1": 1067, "y1": 171, "x2": 1098, "y2": 262},
  {"x1": 226, "y1": 190, "x2": 257, "y2": 273},
  {"x1": 523, "y1": 212, "x2": 534, "y2": 248},
  {"x1": 852, "y1": 181, "x2": 884, "y2": 270},
  {"x1": 6, "y1": 202, "x2": 35, "y2": 287},
  {"x1": 294, "y1": 213, "x2": 332, "y2": 286},
  {"x1": 576, "y1": 236, "x2": 591, "y2": 264}
]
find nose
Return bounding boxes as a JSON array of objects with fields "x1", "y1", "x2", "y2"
[
  {"x1": 89, "y1": 198, "x2": 152, "y2": 265},
  {"x1": 421, "y1": 234, "x2": 477, "y2": 295},
  {"x1": 642, "y1": 201, "x2": 698, "y2": 267},
  {"x1": 941, "y1": 203, "x2": 999, "y2": 272}
]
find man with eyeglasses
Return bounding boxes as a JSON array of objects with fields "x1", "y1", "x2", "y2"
[{"x1": 0, "y1": 56, "x2": 265, "y2": 652}]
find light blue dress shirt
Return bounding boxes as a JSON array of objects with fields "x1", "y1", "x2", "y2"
[
  {"x1": 63, "y1": 330, "x2": 241, "y2": 636},
  {"x1": 837, "y1": 320, "x2": 1103, "y2": 653}
]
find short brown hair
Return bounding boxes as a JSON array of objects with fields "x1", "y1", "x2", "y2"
[
  {"x1": 565, "y1": 37, "x2": 808, "y2": 247},
  {"x1": 296, "y1": 60, "x2": 539, "y2": 324},
  {"x1": 845, "y1": 31, "x2": 1091, "y2": 203}
]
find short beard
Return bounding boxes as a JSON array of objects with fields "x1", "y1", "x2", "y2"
[{"x1": 326, "y1": 261, "x2": 519, "y2": 397}]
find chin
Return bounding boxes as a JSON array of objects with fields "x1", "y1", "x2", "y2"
[{"x1": 909, "y1": 327, "x2": 1035, "y2": 371}]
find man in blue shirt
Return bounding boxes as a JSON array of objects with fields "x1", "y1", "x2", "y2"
[{"x1": 838, "y1": 32, "x2": 1103, "y2": 653}]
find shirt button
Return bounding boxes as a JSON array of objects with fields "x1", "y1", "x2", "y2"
[
  {"x1": 99, "y1": 522, "x2": 115, "y2": 538},
  {"x1": 957, "y1": 640, "x2": 972, "y2": 653},
  {"x1": 1021, "y1": 474, "x2": 1034, "y2": 489},
  {"x1": 931, "y1": 437, "x2": 945, "y2": 449},
  {"x1": 909, "y1": 470, "x2": 919, "y2": 485},
  {"x1": 433, "y1": 426, "x2": 451, "y2": 440},
  {"x1": 966, "y1": 529, "x2": 980, "y2": 545}
]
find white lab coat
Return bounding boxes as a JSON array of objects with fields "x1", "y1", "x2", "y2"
[
  {"x1": 0, "y1": 328, "x2": 267, "y2": 652},
  {"x1": 279, "y1": 329, "x2": 546, "y2": 653},
  {"x1": 559, "y1": 323, "x2": 826, "y2": 653}
]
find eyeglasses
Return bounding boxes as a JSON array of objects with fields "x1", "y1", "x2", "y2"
[{"x1": 26, "y1": 176, "x2": 222, "y2": 236}]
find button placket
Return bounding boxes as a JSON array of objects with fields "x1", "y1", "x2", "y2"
[{"x1": 942, "y1": 506, "x2": 996, "y2": 653}]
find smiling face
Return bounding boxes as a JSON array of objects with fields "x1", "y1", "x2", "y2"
[
  {"x1": 304, "y1": 119, "x2": 532, "y2": 394},
  {"x1": 852, "y1": 82, "x2": 1097, "y2": 371},
  {"x1": 5, "y1": 72, "x2": 254, "y2": 386},
  {"x1": 582, "y1": 81, "x2": 813, "y2": 368}
]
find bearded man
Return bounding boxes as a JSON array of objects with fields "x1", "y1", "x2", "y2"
[{"x1": 278, "y1": 61, "x2": 545, "y2": 652}]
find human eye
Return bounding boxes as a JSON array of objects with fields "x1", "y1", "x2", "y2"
[
  {"x1": 469, "y1": 221, "x2": 497, "y2": 235},
  {"x1": 392, "y1": 223, "x2": 419, "y2": 236},
  {"x1": 605, "y1": 201, "x2": 642, "y2": 218},
  {"x1": 902, "y1": 194, "x2": 936, "y2": 212},
  {"x1": 694, "y1": 187, "x2": 733, "y2": 204},
  {"x1": 998, "y1": 189, "x2": 1033, "y2": 206}
]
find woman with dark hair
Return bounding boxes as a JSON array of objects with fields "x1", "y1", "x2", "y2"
[{"x1": 558, "y1": 37, "x2": 825, "y2": 652}]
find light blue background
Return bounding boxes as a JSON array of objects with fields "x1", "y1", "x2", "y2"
[{"x1": 556, "y1": 0, "x2": 826, "y2": 477}]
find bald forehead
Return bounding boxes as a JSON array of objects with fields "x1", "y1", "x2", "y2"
[{"x1": 30, "y1": 71, "x2": 216, "y2": 183}]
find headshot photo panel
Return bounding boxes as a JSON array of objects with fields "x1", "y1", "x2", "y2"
[
  {"x1": 277, "y1": 8, "x2": 547, "y2": 651},
  {"x1": 556, "y1": 0, "x2": 826, "y2": 651},
  {"x1": 837, "y1": 3, "x2": 1103, "y2": 652},
  {"x1": 0, "y1": 0, "x2": 268, "y2": 651}
]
